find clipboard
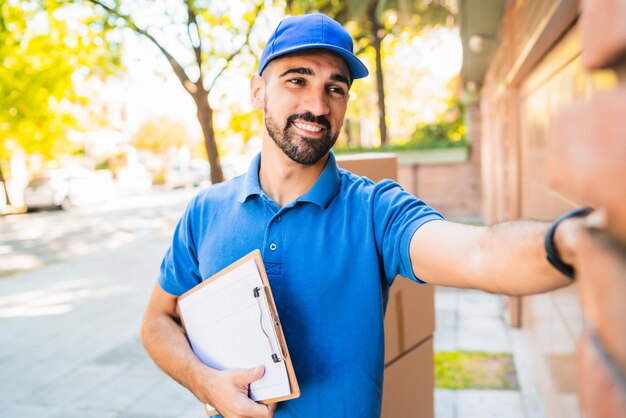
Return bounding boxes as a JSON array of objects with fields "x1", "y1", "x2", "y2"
[{"x1": 177, "y1": 250, "x2": 300, "y2": 415}]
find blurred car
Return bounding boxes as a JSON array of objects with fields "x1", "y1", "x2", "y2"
[
  {"x1": 23, "y1": 167, "x2": 117, "y2": 211},
  {"x1": 165, "y1": 159, "x2": 211, "y2": 189},
  {"x1": 116, "y1": 164, "x2": 153, "y2": 195}
]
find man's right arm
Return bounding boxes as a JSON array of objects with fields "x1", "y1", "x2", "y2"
[{"x1": 140, "y1": 283, "x2": 276, "y2": 418}]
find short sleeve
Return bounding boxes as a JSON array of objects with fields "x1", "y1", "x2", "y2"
[
  {"x1": 157, "y1": 197, "x2": 203, "y2": 296},
  {"x1": 371, "y1": 180, "x2": 444, "y2": 284}
]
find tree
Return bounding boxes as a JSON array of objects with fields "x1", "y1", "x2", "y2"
[
  {"x1": 133, "y1": 116, "x2": 190, "y2": 158},
  {"x1": 0, "y1": 163, "x2": 9, "y2": 206},
  {"x1": 286, "y1": 0, "x2": 455, "y2": 145},
  {"x1": 82, "y1": 0, "x2": 265, "y2": 184},
  {"x1": 0, "y1": 0, "x2": 121, "y2": 205}
]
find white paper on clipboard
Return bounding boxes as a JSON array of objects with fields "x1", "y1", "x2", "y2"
[{"x1": 178, "y1": 257, "x2": 291, "y2": 413}]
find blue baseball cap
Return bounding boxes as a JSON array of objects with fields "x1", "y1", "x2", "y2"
[{"x1": 258, "y1": 13, "x2": 369, "y2": 80}]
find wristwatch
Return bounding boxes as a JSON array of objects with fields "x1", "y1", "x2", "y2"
[{"x1": 544, "y1": 207, "x2": 592, "y2": 279}]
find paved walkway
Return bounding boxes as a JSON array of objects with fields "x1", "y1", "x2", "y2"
[
  {"x1": 0, "y1": 234, "x2": 202, "y2": 418},
  {"x1": 433, "y1": 287, "x2": 545, "y2": 418},
  {"x1": 0, "y1": 231, "x2": 544, "y2": 417}
]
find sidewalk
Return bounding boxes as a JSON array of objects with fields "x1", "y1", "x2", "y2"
[
  {"x1": 0, "y1": 234, "x2": 201, "y2": 418},
  {"x1": 0, "y1": 232, "x2": 544, "y2": 417},
  {"x1": 434, "y1": 287, "x2": 545, "y2": 418}
]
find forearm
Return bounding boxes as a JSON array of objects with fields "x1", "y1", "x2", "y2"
[
  {"x1": 140, "y1": 309, "x2": 216, "y2": 402},
  {"x1": 472, "y1": 220, "x2": 571, "y2": 295},
  {"x1": 140, "y1": 285, "x2": 274, "y2": 417},
  {"x1": 410, "y1": 219, "x2": 574, "y2": 296}
]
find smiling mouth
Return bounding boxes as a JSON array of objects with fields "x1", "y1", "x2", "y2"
[{"x1": 292, "y1": 121, "x2": 324, "y2": 134}]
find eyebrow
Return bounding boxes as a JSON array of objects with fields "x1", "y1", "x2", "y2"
[
  {"x1": 330, "y1": 73, "x2": 351, "y2": 87},
  {"x1": 279, "y1": 67, "x2": 314, "y2": 77},
  {"x1": 279, "y1": 67, "x2": 351, "y2": 87}
]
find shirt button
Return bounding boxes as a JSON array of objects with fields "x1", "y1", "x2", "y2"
[
  {"x1": 275, "y1": 216, "x2": 282, "y2": 222},
  {"x1": 269, "y1": 243, "x2": 277, "y2": 251}
]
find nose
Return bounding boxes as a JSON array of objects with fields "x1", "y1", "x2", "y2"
[{"x1": 302, "y1": 87, "x2": 330, "y2": 117}]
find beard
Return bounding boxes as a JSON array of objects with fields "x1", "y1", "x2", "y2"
[{"x1": 265, "y1": 108, "x2": 339, "y2": 166}]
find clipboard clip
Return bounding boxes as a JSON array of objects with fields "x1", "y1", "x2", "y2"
[{"x1": 253, "y1": 286, "x2": 283, "y2": 363}]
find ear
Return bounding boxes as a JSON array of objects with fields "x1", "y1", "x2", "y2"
[{"x1": 250, "y1": 75, "x2": 265, "y2": 110}]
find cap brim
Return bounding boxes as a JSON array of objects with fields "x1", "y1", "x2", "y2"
[{"x1": 260, "y1": 43, "x2": 369, "y2": 80}]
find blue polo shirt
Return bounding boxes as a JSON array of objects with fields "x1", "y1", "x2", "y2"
[{"x1": 158, "y1": 151, "x2": 443, "y2": 417}]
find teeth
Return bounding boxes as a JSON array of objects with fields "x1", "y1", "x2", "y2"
[{"x1": 294, "y1": 122, "x2": 322, "y2": 133}]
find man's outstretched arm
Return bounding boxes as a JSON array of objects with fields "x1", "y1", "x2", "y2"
[
  {"x1": 140, "y1": 284, "x2": 276, "y2": 418},
  {"x1": 410, "y1": 217, "x2": 582, "y2": 295}
]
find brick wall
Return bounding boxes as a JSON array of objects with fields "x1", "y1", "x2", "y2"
[
  {"x1": 475, "y1": 0, "x2": 626, "y2": 414},
  {"x1": 397, "y1": 103, "x2": 483, "y2": 220},
  {"x1": 547, "y1": 0, "x2": 626, "y2": 415},
  {"x1": 398, "y1": 163, "x2": 482, "y2": 219}
]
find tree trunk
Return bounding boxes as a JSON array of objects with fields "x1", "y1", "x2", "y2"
[
  {"x1": 344, "y1": 118, "x2": 352, "y2": 147},
  {"x1": 372, "y1": 30, "x2": 388, "y2": 145},
  {"x1": 194, "y1": 92, "x2": 224, "y2": 184},
  {"x1": 0, "y1": 164, "x2": 12, "y2": 207},
  {"x1": 370, "y1": 5, "x2": 388, "y2": 146}
]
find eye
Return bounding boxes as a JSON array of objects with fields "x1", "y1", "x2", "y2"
[
  {"x1": 287, "y1": 78, "x2": 306, "y2": 86},
  {"x1": 328, "y1": 86, "x2": 347, "y2": 97}
]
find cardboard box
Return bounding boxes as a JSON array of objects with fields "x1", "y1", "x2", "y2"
[
  {"x1": 335, "y1": 153, "x2": 398, "y2": 183},
  {"x1": 382, "y1": 338, "x2": 434, "y2": 418},
  {"x1": 384, "y1": 279, "x2": 435, "y2": 364},
  {"x1": 337, "y1": 153, "x2": 435, "y2": 418}
]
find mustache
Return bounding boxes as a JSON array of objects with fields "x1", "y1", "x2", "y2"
[{"x1": 285, "y1": 112, "x2": 331, "y2": 131}]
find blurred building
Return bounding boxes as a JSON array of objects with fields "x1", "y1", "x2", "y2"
[
  {"x1": 459, "y1": 0, "x2": 626, "y2": 416},
  {"x1": 71, "y1": 75, "x2": 130, "y2": 160}
]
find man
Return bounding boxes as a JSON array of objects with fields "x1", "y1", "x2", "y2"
[{"x1": 141, "y1": 13, "x2": 584, "y2": 418}]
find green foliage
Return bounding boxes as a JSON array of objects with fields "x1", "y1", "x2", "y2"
[
  {"x1": 225, "y1": 111, "x2": 263, "y2": 143},
  {"x1": 335, "y1": 101, "x2": 467, "y2": 153},
  {"x1": 286, "y1": 0, "x2": 456, "y2": 51},
  {"x1": 0, "y1": 0, "x2": 122, "y2": 165},
  {"x1": 408, "y1": 106, "x2": 466, "y2": 149},
  {"x1": 434, "y1": 351, "x2": 519, "y2": 390},
  {"x1": 333, "y1": 135, "x2": 465, "y2": 154},
  {"x1": 95, "y1": 151, "x2": 125, "y2": 174},
  {"x1": 151, "y1": 170, "x2": 166, "y2": 185},
  {"x1": 82, "y1": 0, "x2": 266, "y2": 183},
  {"x1": 84, "y1": 0, "x2": 263, "y2": 93},
  {"x1": 132, "y1": 116, "x2": 191, "y2": 155},
  {"x1": 286, "y1": 1, "x2": 458, "y2": 145},
  {"x1": 215, "y1": 109, "x2": 263, "y2": 155}
]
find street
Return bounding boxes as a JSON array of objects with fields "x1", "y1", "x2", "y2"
[
  {"x1": 0, "y1": 188, "x2": 198, "y2": 278},
  {"x1": 0, "y1": 188, "x2": 206, "y2": 418}
]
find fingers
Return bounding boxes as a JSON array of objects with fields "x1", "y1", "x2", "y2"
[
  {"x1": 223, "y1": 398, "x2": 275, "y2": 418},
  {"x1": 232, "y1": 365, "x2": 265, "y2": 386},
  {"x1": 208, "y1": 366, "x2": 272, "y2": 418}
]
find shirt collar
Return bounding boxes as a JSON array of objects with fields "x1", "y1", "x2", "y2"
[
  {"x1": 296, "y1": 151, "x2": 340, "y2": 209},
  {"x1": 237, "y1": 151, "x2": 340, "y2": 209},
  {"x1": 237, "y1": 153, "x2": 263, "y2": 203}
]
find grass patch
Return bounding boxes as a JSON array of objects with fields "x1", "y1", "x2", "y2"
[{"x1": 435, "y1": 351, "x2": 519, "y2": 390}]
